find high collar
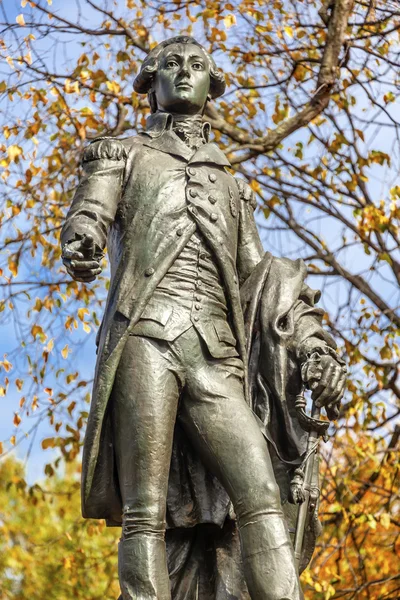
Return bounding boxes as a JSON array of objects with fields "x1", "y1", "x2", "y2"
[
  {"x1": 140, "y1": 110, "x2": 230, "y2": 167},
  {"x1": 145, "y1": 111, "x2": 211, "y2": 143}
]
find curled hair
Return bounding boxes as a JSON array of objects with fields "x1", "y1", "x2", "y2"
[{"x1": 133, "y1": 36, "x2": 226, "y2": 112}]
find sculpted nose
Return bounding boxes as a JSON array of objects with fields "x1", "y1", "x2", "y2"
[{"x1": 179, "y1": 64, "x2": 190, "y2": 78}]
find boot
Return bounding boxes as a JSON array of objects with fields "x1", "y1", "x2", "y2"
[
  {"x1": 239, "y1": 514, "x2": 304, "y2": 600},
  {"x1": 118, "y1": 535, "x2": 171, "y2": 600}
]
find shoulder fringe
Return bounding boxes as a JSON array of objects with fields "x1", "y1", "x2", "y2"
[
  {"x1": 83, "y1": 137, "x2": 127, "y2": 163},
  {"x1": 235, "y1": 178, "x2": 257, "y2": 210}
]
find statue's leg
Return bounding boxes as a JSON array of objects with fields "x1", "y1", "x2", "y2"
[
  {"x1": 176, "y1": 329, "x2": 304, "y2": 600},
  {"x1": 110, "y1": 335, "x2": 182, "y2": 600}
]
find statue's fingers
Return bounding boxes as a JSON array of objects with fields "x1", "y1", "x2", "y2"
[
  {"x1": 311, "y1": 363, "x2": 336, "y2": 406},
  {"x1": 326, "y1": 404, "x2": 340, "y2": 420},
  {"x1": 326, "y1": 372, "x2": 347, "y2": 409},
  {"x1": 66, "y1": 267, "x2": 101, "y2": 282},
  {"x1": 70, "y1": 260, "x2": 101, "y2": 271},
  {"x1": 74, "y1": 272, "x2": 98, "y2": 282},
  {"x1": 62, "y1": 249, "x2": 84, "y2": 261},
  {"x1": 315, "y1": 368, "x2": 343, "y2": 408}
]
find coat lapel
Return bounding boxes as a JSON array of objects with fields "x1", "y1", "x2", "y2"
[
  {"x1": 140, "y1": 130, "x2": 193, "y2": 161},
  {"x1": 189, "y1": 143, "x2": 231, "y2": 167}
]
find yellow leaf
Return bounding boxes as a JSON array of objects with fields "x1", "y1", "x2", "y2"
[
  {"x1": 0, "y1": 441, "x2": 3, "y2": 454},
  {"x1": 83, "y1": 322, "x2": 91, "y2": 333},
  {"x1": 78, "y1": 307, "x2": 89, "y2": 321},
  {"x1": 284, "y1": 26, "x2": 293, "y2": 38},
  {"x1": 16, "y1": 14, "x2": 25, "y2": 26},
  {"x1": 223, "y1": 14, "x2": 236, "y2": 29},
  {"x1": 106, "y1": 80, "x2": 121, "y2": 94},
  {"x1": 61, "y1": 344, "x2": 69, "y2": 359},
  {"x1": 7, "y1": 145, "x2": 22, "y2": 162},
  {"x1": 13, "y1": 413, "x2": 21, "y2": 427},
  {"x1": 68, "y1": 401, "x2": 76, "y2": 415},
  {"x1": 31, "y1": 324, "x2": 45, "y2": 339},
  {"x1": 10, "y1": 435, "x2": 16, "y2": 446},
  {"x1": 42, "y1": 437, "x2": 56, "y2": 449},
  {"x1": 381, "y1": 513, "x2": 391, "y2": 529},
  {"x1": 21, "y1": 0, "x2": 28, "y2": 6}
]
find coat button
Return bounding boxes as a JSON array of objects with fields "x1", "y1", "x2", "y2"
[
  {"x1": 195, "y1": 304, "x2": 201, "y2": 310},
  {"x1": 144, "y1": 267, "x2": 154, "y2": 277},
  {"x1": 193, "y1": 315, "x2": 199, "y2": 322},
  {"x1": 188, "y1": 167, "x2": 196, "y2": 177},
  {"x1": 210, "y1": 213, "x2": 218, "y2": 222},
  {"x1": 208, "y1": 195, "x2": 216, "y2": 204},
  {"x1": 209, "y1": 173, "x2": 217, "y2": 183},
  {"x1": 176, "y1": 228, "x2": 183, "y2": 236},
  {"x1": 189, "y1": 188, "x2": 198, "y2": 198}
]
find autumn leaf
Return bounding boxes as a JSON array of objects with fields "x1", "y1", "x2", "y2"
[{"x1": 7, "y1": 145, "x2": 23, "y2": 162}]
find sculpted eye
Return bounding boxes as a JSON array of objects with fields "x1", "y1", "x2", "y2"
[
  {"x1": 166, "y1": 60, "x2": 179, "y2": 68},
  {"x1": 192, "y1": 62, "x2": 204, "y2": 70}
]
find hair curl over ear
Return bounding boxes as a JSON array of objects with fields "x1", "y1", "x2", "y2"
[{"x1": 133, "y1": 36, "x2": 226, "y2": 113}]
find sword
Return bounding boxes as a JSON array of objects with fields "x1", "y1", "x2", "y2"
[{"x1": 292, "y1": 385, "x2": 329, "y2": 570}]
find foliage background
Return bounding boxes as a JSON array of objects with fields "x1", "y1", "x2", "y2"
[{"x1": 0, "y1": 0, "x2": 399, "y2": 598}]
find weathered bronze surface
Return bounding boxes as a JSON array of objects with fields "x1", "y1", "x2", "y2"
[{"x1": 61, "y1": 36, "x2": 346, "y2": 600}]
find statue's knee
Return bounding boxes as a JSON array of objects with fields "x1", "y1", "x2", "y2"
[
  {"x1": 235, "y1": 478, "x2": 282, "y2": 524},
  {"x1": 122, "y1": 503, "x2": 166, "y2": 539}
]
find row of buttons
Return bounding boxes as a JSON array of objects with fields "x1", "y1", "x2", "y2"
[
  {"x1": 188, "y1": 205, "x2": 218, "y2": 221},
  {"x1": 187, "y1": 167, "x2": 217, "y2": 183},
  {"x1": 189, "y1": 188, "x2": 217, "y2": 205}
]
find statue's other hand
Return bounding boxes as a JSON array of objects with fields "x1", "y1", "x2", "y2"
[
  {"x1": 301, "y1": 352, "x2": 347, "y2": 420},
  {"x1": 62, "y1": 234, "x2": 102, "y2": 283}
]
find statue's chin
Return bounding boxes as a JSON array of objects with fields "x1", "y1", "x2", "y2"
[{"x1": 157, "y1": 95, "x2": 205, "y2": 116}]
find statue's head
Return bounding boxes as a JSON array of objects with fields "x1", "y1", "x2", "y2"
[{"x1": 133, "y1": 36, "x2": 226, "y2": 115}]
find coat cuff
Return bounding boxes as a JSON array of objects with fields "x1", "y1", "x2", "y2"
[{"x1": 297, "y1": 336, "x2": 345, "y2": 366}]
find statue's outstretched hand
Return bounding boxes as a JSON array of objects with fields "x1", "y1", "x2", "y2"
[
  {"x1": 301, "y1": 351, "x2": 347, "y2": 420},
  {"x1": 62, "y1": 234, "x2": 102, "y2": 283}
]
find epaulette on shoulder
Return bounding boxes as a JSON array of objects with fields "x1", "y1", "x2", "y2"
[
  {"x1": 82, "y1": 137, "x2": 127, "y2": 163},
  {"x1": 235, "y1": 178, "x2": 257, "y2": 210}
]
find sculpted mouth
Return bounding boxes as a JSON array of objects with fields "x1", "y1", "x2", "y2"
[{"x1": 176, "y1": 82, "x2": 193, "y2": 89}]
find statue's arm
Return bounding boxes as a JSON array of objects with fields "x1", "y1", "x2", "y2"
[
  {"x1": 61, "y1": 138, "x2": 126, "y2": 281},
  {"x1": 235, "y1": 178, "x2": 265, "y2": 284}
]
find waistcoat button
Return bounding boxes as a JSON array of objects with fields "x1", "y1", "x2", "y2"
[
  {"x1": 209, "y1": 173, "x2": 217, "y2": 183},
  {"x1": 208, "y1": 195, "x2": 216, "y2": 204},
  {"x1": 189, "y1": 188, "x2": 198, "y2": 198},
  {"x1": 176, "y1": 228, "x2": 183, "y2": 236},
  {"x1": 144, "y1": 267, "x2": 154, "y2": 277},
  {"x1": 188, "y1": 167, "x2": 196, "y2": 177},
  {"x1": 210, "y1": 213, "x2": 218, "y2": 222}
]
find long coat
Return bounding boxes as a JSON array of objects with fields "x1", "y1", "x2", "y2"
[{"x1": 61, "y1": 113, "x2": 334, "y2": 529}]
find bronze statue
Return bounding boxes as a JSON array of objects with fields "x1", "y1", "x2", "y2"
[{"x1": 61, "y1": 36, "x2": 346, "y2": 600}]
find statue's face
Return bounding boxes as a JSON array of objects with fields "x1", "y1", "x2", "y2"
[{"x1": 152, "y1": 43, "x2": 211, "y2": 115}]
